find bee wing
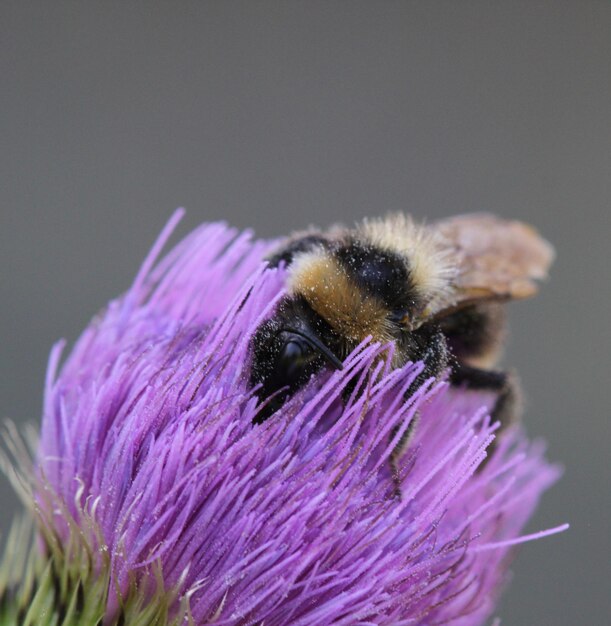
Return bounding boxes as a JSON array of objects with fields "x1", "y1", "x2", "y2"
[{"x1": 434, "y1": 213, "x2": 555, "y2": 309}]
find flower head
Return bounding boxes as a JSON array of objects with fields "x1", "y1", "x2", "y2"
[{"x1": 10, "y1": 211, "x2": 565, "y2": 625}]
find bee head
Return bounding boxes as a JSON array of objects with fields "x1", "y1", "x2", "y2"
[{"x1": 250, "y1": 298, "x2": 343, "y2": 423}]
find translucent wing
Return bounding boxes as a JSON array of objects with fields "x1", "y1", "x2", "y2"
[{"x1": 434, "y1": 213, "x2": 555, "y2": 311}]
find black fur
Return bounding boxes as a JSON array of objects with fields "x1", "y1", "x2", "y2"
[
  {"x1": 440, "y1": 303, "x2": 505, "y2": 363},
  {"x1": 334, "y1": 240, "x2": 418, "y2": 313},
  {"x1": 266, "y1": 234, "x2": 330, "y2": 268}
]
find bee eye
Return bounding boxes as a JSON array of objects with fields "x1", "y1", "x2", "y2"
[
  {"x1": 280, "y1": 339, "x2": 313, "y2": 379},
  {"x1": 280, "y1": 340, "x2": 307, "y2": 364}
]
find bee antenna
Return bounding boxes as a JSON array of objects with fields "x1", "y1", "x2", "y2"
[{"x1": 281, "y1": 327, "x2": 344, "y2": 371}]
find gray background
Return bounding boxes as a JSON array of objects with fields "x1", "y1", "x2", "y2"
[{"x1": 1, "y1": 2, "x2": 609, "y2": 624}]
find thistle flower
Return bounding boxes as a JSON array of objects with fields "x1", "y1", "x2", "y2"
[{"x1": 1, "y1": 210, "x2": 566, "y2": 625}]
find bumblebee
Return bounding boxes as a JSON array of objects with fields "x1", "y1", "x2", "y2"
[{"x1": 250, "y1": 213, "x2": 554, "y2": 459}]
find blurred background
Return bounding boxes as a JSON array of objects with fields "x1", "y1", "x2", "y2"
[{"x1": 1, "y1": 2, "x2": 609, "y2": 624}]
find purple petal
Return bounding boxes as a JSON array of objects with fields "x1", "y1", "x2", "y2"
[{"x1": 38, "y1": 215, "x2": 563, "y2": 625}]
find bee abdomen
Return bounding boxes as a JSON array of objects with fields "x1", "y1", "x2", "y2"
[{"x1": 440, "y1": 303, "x2": 506, "y2": 369}]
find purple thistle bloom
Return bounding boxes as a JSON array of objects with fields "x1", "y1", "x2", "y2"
[{"x1": 37, "y1": 210, "x2": 565, "y2": 625}]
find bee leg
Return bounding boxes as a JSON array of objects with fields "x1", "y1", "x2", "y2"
[
  {"x1": 390, "y1": 326, "x2": 449, "y2": 498},
  {"x1": 389, "y1": 416, "x2": 420, "y2": 499},
  {"x1": 449, "y1": 363, "x2": 522, "y2": 461}
]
